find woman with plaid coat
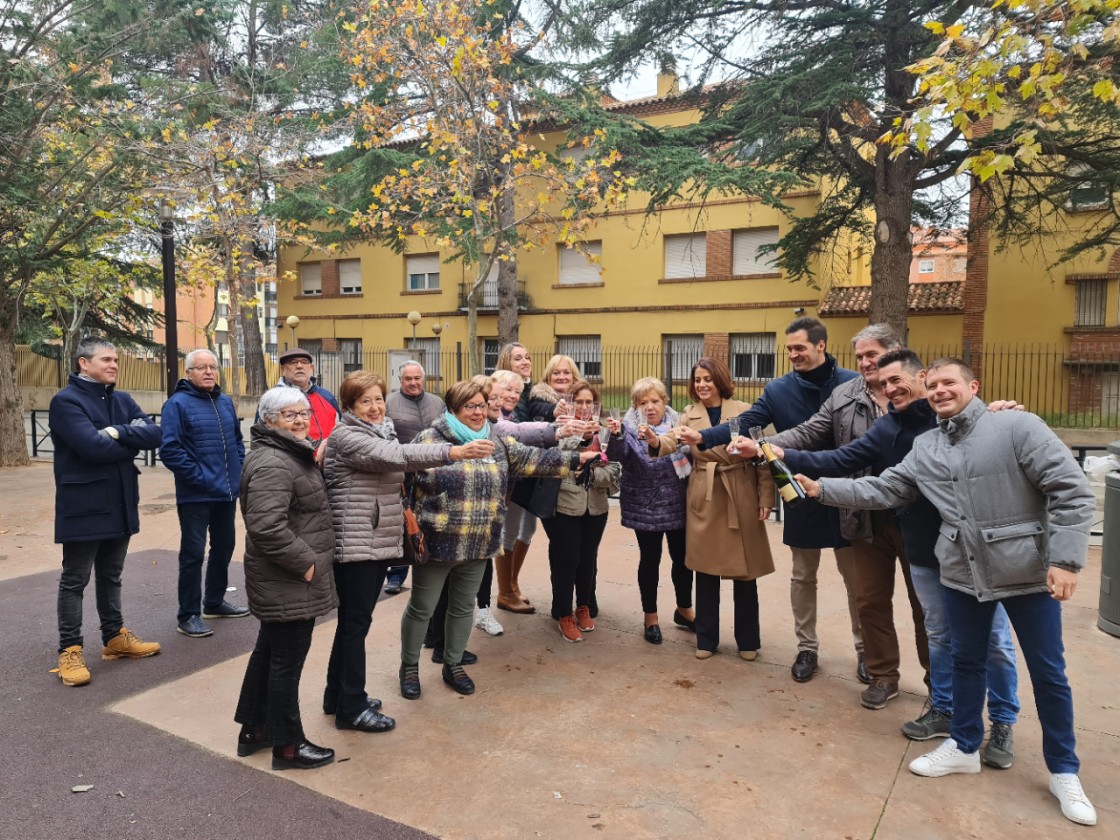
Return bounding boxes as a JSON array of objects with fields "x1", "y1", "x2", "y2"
[{"x1": 398, "y1": 377, "x2": 600, "y2": 700}]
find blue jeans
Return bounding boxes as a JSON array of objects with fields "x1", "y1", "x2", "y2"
[
  {"x1": 909, "y1": 565, "x2": 1019, "y2": 723},
  {"x1": 177, "y1": 501, "x2": 237, "y2": 622},
  {"x1": 58, "y1": 537, "x2": 130, "y2": 650},
  {"x1": 943, "y1": 587, "x2": 1079, "y2": 774},
  {"x1": 385, "y1": 565, "x2": 409, "y2": 588}
]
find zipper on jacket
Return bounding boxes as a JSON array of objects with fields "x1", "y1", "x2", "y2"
[{"x1": 210, "y1": 391, "x2": 234, "y2": 501}]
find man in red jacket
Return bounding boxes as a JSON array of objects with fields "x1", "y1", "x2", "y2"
[{"x1": 276, "y1": 348, "x2": 340, "y2": 444}]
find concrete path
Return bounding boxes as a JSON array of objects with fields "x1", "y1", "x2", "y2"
[{"x1": 1, "y1": 461, "x2": 1116, "y2": 839}]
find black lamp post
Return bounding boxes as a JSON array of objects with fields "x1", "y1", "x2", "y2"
[{"x1": 160, "y1": 200, "x2": 178, "y2": 398}]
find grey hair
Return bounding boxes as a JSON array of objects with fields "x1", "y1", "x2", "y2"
[
  {"x1": 398, "y1": 359, "x2": 425, "y2": 376},
  {"x1": 72, "y1": 337, "x2": 115, "y2": 373},
  {"x1": 490, "y1": 369, "x2": 522, "y2": 390},
  {"x1": 851, "y1": 323, "x2": 903, "y2": 352},
  {"x1": 185, "y1": 348, "x2": 217, "y2": 370},
  {"x1": 257, "y1": 385, "x2": 310, "y2": 421}
]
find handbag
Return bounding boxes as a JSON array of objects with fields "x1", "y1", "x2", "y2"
[{"x1": 401, "y1": 483, "x2": 429, "y2": 565}]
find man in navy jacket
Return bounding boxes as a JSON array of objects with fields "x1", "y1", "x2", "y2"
[
  {"x1": 50, "y1": 338, "x2": 163, "y2": 687},
  {"x1": 160, "y1": 349, "x2": 248, "y2": 638}
]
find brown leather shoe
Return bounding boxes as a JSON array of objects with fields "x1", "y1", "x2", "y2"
[{"x1": 496, "y1": 592, "x2": 535, "y2": 614}]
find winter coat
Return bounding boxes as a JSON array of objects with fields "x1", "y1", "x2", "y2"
[
  {"x1": 511, "y1": 382, "x2": 566, "y2": 514},
  {"x1": 159, "y1": 379, "x2": 244, "y2": 504},
  {"x1": 782, "y1": 399, "x2": 941, "y2": 568},
  {"x1": 769, "y1": 375, "x2": 881, "y2": 541},
  {"x1": 551, "y1": 435, "x2": 621, "y2": 518},
  {"x1": 385, "y1": 390, "x2": 445, "y2": 443},
  {"x1": 493, "y1": 414, "x2": 557, "y2": 447},
  {"x1": 657, "y1": 400, "x2": 776, "y2": 581},
  {"x1": 239, "y1": 424, "x2": 338, "y2": 621},
  {"x1": 322, "y1": 412, "x2": 452, "y2": 564},
  {"x1": 698, "y1": 355, "x2": 858, "y2": 549},
  {"x1": 410, "y1": 415, "x2": 580, "y2": 564},
  {"x1": 818, "y1": 398, "x2": 1094, "y2": 602},
  {"x1": 49, "y1": 374, "x2": 162, "y2": 544},
  {"x1": 527, "y1": 381, "x2": 563, "y2": 422},
  {"x1": 512, "y1": 380, "x2": 532, "y2": 422},
  {"x1": 606, "y1": 406, "x2": 688, "y2": 532}
]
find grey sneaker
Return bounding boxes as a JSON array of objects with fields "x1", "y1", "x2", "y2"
[
  {"x1": 981, "y1": 722, "x2": 1014, "y2": 769},
  {"x1": 901, "y1": 705, "x2": 952, "y2": 741},
  {"x1": 860, "y1": 678, "x2": 899, "y2": 710},
  {"x1": 176, "y1": 615, "x2": 213, "y2": 638}
]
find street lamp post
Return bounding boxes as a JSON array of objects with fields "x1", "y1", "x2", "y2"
[
  {"x1": 407, "y1": 310, "x2": 421, "y2": 349},
  {"x1": 285, "y1": 314, "x2": 300, "y2": 350},
  {"x1": 160, "y1": 201, "x2": 178, "y2": 398}
]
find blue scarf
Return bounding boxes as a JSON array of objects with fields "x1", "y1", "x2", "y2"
[{"x1": 443, "y1": 411, "x2": 491, "y2": 443}]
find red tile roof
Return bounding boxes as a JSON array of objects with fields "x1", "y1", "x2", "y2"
[{"x1": 820, "y1": 281, "x2": 964, "y2": 316}]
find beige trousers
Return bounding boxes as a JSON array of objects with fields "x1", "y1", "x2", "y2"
[{"x1": 789, "y1": 546, "x2": 863, "y2": 654}]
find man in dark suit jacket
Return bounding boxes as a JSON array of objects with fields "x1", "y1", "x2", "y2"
[{"x1": 49, "y1": 338, "x2": 163, "y2": 687}]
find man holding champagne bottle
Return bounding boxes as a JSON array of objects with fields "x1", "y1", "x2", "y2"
[{"x1": 791, "y1": 357, "x2": 1097, "y2": 827}]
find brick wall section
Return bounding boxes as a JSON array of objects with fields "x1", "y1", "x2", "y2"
[
  {"x1": 704, "y1": 332, "x2": 729, "y2": 365},
  {"x1": 320, "y1": 260, "x2": 340, "y2": 297},
  {"x1": 706, "y1": 230, "x2": 732, "y2": 277},
  {"x1": 1067, "y1": 331, "x2": 1120, "y2": 412}
]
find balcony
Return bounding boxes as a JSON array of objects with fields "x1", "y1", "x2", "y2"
[{"x1": 458, "y1": 279, "x2": 529, "y2": 311}]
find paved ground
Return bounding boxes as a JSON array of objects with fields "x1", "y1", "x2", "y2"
[{"x1": 1, "y1": 461, "x2": 1117, "y2": 839}]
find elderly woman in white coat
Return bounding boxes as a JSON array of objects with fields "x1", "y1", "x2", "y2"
[{"x1": 321, "y1": 371, "x2": 489, "y2": 733}]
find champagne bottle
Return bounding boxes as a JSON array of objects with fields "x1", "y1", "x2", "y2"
[{"x1": 749, "y1": 427, "x2": 806, "y2": 507}]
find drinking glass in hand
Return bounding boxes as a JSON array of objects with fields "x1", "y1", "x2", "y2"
[{"x1": 727, "y1": 417, "x2": 740, "y2": 455}]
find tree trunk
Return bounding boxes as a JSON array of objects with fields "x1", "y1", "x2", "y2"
[
  {"x1": 496, "y1": 189, "x2": 519, "y2": 345},
  {"x1": 0, "y1": 316, "x2": 30, "y2": 467},
  {"x1": 223, "y1": 240, "x2": 241, "y2": 398},
  {"x1": 868, "y1": 150, "x2": 916, "y2": 340},
  {"x1": 238, "y1": 256, "x2": 267, "y2": 395},
  {"x1": 467, "y1": 281, "x2": 480, "y2": 376}
]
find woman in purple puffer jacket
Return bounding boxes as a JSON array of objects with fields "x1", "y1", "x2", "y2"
[{"x1": 605, "y1": 377, "x2": 694, "y2": 645}]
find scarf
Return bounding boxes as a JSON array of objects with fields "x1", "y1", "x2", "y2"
[
  {"x1": 624, "y1": 407, "x2": 691, "y2": 479},
  {"x1": 347, "y1": 412, "x2": 397, "y2": 441},
  {"x1": 443, "y1": 410, "x2": 491, "y2": 443}
]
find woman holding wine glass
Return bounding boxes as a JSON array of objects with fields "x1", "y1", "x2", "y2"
[
  {"x1": 605, "y1": 377, "x2": 693, "y2": 645},
  {"x1": 652, "y1": 357, "x2": 776, "y2": 660}
]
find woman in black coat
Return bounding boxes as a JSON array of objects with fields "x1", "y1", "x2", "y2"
[{"x1": 234, "y1": 385, "x2": 339, "y2": 771}]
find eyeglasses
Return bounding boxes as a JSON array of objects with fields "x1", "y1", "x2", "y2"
[
  {"x1": 461, "y1": 402, "x2": 488, "y2": 412},
  {"x1": 277, "y1": 410, "x2": 311, "y2": 421}
]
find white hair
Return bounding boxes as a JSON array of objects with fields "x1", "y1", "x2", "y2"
[
  {"x1": 185, "y1": 348, "x2": 216, "y2": 370},
  {"x1": 398, "y1": 359, "x2": 425, "y2": 376},
  {"x1": 257, "y1": 385, "x2": 309, "y2": 420}
]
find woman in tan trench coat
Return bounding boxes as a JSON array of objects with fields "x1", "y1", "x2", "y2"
[{"x1": 651, "y1": 357, "x2": 776, "y2": 660}]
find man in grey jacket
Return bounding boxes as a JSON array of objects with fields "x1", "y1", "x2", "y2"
[{"x1": 798, "y1": 357, "x2": 1096, "y2": 827}]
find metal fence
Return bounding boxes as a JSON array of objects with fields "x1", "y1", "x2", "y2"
[{"x1": 16, "y1": 340, "x2": 1120, "y2": 428}]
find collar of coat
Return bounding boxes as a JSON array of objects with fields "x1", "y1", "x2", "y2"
[
  {"x1": 937, "y1": 397, "x2": 986, "y2": 439},
  {"x1": 249, "y1": 422, "x2": 317, "y2": 461},
  {"x1": 69, "y1": 372, "x2": 115, "y2": 396}
]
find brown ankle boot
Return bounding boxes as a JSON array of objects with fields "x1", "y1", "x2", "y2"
[
  {"x1": 496, "y1": 551, "x2": 534, "y2": 614},
  {"x1": 510, "y1": 539, "x2": 533, "y2": 606}
]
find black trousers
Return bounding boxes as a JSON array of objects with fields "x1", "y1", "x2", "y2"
[
  {"x1": 325, "y1": 560, "x2": 389, "y2": 719},
  {"x1": 58, "y1": 537, "x2": 130, "y2": 650},
  {"x1": 635, "y1": 528, "x2": 691, "y2": 614},
  {"x1": 428, "y1": 558, "x2": 494, "y2": 648},
  {"x1": 235, "y1": 618, "x2": 315, "y2": 747},
  {"x1": 541, "y1": 511, "x2": 608, "y2": 620},
  {"x1": 695, "y1": 571, "x2": 760, "y2": 653}
]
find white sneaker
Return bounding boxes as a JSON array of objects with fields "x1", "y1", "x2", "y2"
[
  {"x1": 909, "y1": 739, "x2": 981, "y2": 777},
  {"x1": 474, "y1": 607, "x2": 504, "y2": 636},
  {"x1": 1050, "y1": 773, "x2": 1097, "y2": 826}
]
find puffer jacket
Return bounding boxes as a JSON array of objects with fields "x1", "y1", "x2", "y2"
[
  {"x1": 385, "y1": 390, "x2": 445, "y2": 443},
  {"x1": 527, "y1": 381, "x2": 563, "y2": 422},
  {"x1": 819, "y1": 398, "x2": 1094, "y2": 601},
  {"x1": 410, "y1": 415, "x2": 580, "y2": 563},
  {"x1": 770, "y1": 376, "x2": 881, "y2": 541},
  {"x1": 322, "y1": 412, "x2": 452, "y2": 564},
  {"x1": 159, "y1": 379, "x2": 244, "y2": 504},
  {"x1": 606, "y1": 406, "x2": 688, "y2": 532},
  {"x1": 239, "y1": 424, "x2": 337, "y2": 621}
]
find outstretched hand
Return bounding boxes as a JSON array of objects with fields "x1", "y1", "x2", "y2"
[{"x1": 794, "y1": 474, "x2": 820, "y2": 498}]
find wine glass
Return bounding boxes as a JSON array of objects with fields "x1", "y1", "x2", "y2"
[
  {"x1": 608, "y1": 407, "x2": 621, "y2": 423},
  {"x1": 727, "y1": 417, "x2": 740, "y2": 455},
  {"x1": 598, "y1": 425, "x2": 611, "y2": 450},
  {"x1": 590, "y1": 401, "x2": 601, "y2": 424}
]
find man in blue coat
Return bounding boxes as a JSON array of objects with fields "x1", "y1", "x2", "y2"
[
  {"x1": 160, "y1": 349, "x2": 248, "y2": 638},
  {"x1": 679, "y1": 317, "x2": 864, "y2": 684},
  {"x1": 50, "y1": 338, "x2": 163, "y2": 687}
]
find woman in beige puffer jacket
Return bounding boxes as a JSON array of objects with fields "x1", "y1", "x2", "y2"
[{"x1": 319, "y1": 371, "x2": 489, "y2": 733}]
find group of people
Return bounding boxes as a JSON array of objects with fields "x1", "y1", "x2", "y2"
[{"x1": 46, "y1": 317, "x2": 1098, "y2": 825}]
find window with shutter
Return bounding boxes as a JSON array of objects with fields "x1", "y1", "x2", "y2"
[
  {"x1": 406, "y1": 254, "x2": 440, "y2": 291},
  {"x1": 558, "y1": 242, "x2": 603, "y2": 285},
  {"x1": 300, "y1": 263, "x2": 322, "y2": 296},
  {"x1": 662, "y1": 334, "x2": 705, "y2": 382},
  {"x1": 664, "y1": 234, "x2": 706, "y2": 279},
  {"x1": 731, "y1": 228, "x2": 779, "y2": 276},
  {"x1": 558, "y1": 335, "x2": 602, "y2": 379},
  {"x1": 730, "y1": 333, "x2": 776, "y2": 380},
  {"x1": 339, "y1": 259, "x2": 362, "y2": 294},
  {"x1": 1074, "y1": 279, "x2": 1108, "y2": 327}
]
